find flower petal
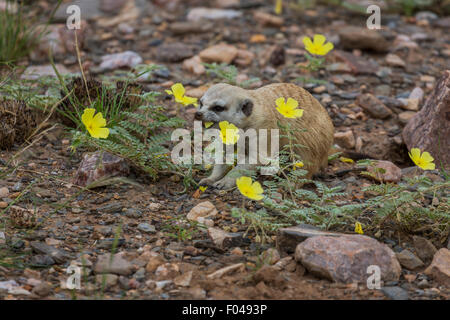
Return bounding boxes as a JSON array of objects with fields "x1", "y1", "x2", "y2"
[
  {"x1": 422, "y1": 162, "x2": 435, "y2": 170},
  {"x1": 237, "y1": 176, "x2": 252, "y2": 190},
  {"x1": 321, "y1": 42, "x2": 334, "y2": 55},
  {"x1": 165, "y1": 89, "x2": 173, "y2": 96},
  {"x1": 293, "y1": 108, "x2": 304, "y2": 118},
  {"x1": 92, "y1": 112, "x2": 107, "y2": 128},
  {"x1": 81, "y1": 108, "x2": 96, "y2": 126},
  {"x1": 286, "y1": 97, "x2": 299, "y2": 109},
  {"x1": 91, "y1": 127, "x2": 110, "y2": 139},
  {"x1": 410, "y1": 148, "x2": 421, "y2": 160},
  {"x1": 171, "y1": 83, "x2": 185, "y2": 99},
  {"x1": 275, "y1": 97, "x2": 286, "y2": 108},
  {"x1": 421, "y1": 151, "x2": 434, "y2": 163},
  {"x1": 302, "y1": 36, "x2": 313, "y2": 49},
  {"x1": 251, "y1": 181, "x2": 264, "y2": 195},
  {"x1": 313, "y1": 34, "x2": 326, "y2": 46}
]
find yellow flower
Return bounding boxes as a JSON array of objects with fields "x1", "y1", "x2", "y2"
[
  {"x1": 293, "y1": 161, "x2": 304, "y2": 170},
  {"x1": 303, "y1": 34, "x2": 334, "y2": 56},
  {"x1": 355, "y1": 222, "x2": 364, "y2": 235},
  {"x1": 205, "y1": 122, "x2": 214, "y2": 128},
  {"x1": 275, "y1": 0, "x2": 283, "y2": 15},
  {"x1": 81, "y1": 108, "x2": 110, "y2": 139},
  {"x1": 408, "y1": 148, "x2": 435, "y2": 170},
  {"x1": 276, "y1": 97, "x2": 304, "y2": 119},
  {"x1": 165, "y1": 83, "x2": 198, "y2": 107},
  {"x1": 199, "y1": 186, "x2": 207, "y2": 192},
  {"x1": 236, "y1": 176, "x2": 264, "y2": 201},
  {"x1": 219, "y1": 121, "x2": 240, "y2": 145},
  {"x1": 340, "y1": 157, "x2": 354, "y2": 164}
]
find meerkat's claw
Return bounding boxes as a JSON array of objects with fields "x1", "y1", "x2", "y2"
[{"x1": 212, "y1": 177, "x2": 236, "y2": 190}]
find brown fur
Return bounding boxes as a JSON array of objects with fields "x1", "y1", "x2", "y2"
[
  {"x1": 197, "y1": 83, "x2": 334, "y2": 188},
  {"x1": 244, "y1": 83, "x2": 334, "y2": 177}
]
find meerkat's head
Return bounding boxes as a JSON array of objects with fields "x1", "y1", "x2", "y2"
[{"x1": 195, "y1": 83, "x2": 254, "y2": 129}]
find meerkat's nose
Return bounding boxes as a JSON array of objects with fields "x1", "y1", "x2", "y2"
[{"x1": 194, "y1": 112, "x2": 203, "y2": 120}]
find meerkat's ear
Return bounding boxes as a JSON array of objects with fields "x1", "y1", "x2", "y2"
[{"x1": 240, "y1": 99, "x2": 253, "y2": 117}]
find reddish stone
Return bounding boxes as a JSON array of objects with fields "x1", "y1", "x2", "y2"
[
  {"x1": 73, "y1": 151, "x2": 130, "y2": 187},
  {"x1": 295, "y1": 235, "x2": 401, "y2": 284}
]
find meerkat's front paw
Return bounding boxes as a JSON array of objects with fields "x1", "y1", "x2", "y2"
[
  {"x1": 199, "y1": 177, "x2": 216, "y2": 186},
  {"x1": 212, "y1": 176, "x2": 236, "y2": 190}
]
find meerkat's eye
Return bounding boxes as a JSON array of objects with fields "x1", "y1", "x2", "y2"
[{"x1": 212, "y1": 105, "x2": 225, "y2": 112}]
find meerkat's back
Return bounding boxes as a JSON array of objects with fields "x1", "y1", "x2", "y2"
[{"x1": 248, "y1": 83, "x2": 334, "y2": 177}]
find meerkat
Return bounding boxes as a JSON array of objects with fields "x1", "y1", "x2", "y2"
[{"x1": 195, "y1": 83, "x2": 334, "y2": 189}]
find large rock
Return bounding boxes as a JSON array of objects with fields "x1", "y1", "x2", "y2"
[
  {"x1": 276, "y1": 225, "x2": 341, "y2": 254},
  {"x1": 73, "y1": 151, "x2": 130, "y2": 187},
  {"x1": 295, "y1": 235, "x2": 401, "y2": 283},
  {"x1": 402, "y1": 70, "x2": 450, "y2": 170},
  {"x1": 338, "y1": 26, "x2": 389, "y2": 52},
  {"x1": 424, "y1": 248, "x2": 450, "y2": 287}
]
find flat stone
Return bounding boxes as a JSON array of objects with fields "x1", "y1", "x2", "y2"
[
  {"x1": 137, "y1": 223, "x2": 156, "y2": 234},
  {"x1": 253, "y1": 11, "x2": 283, "y2": 27},
  {"x1": 187, "y1": 201, "x2": 218, "y2": 222},
  {"x1": 396, "y1": 249, "x2": 424, "y2": 270},
  {"x1": 155, "y1": 43, "x2": 194, "y2": 62},
  {"x1": 95, "y1": 274, "x2": 118, "y2": 288},
  {"x1": 295, "y1": 235, "x2": 401, "y2": 283},
  {"x1": 398, "y1": 111, "x2": 417, "y2": 125},
  {"x1": 0, "y1": 187, "x2": 8, "y2": 198},
  {"x1": 30, "y1": 241, "x2": 72, "y2": 264},
  {"x1": 169, "y1": 21, "x2": 213, "y2": 35},
  {"x1": 183, "y1": 55, "x2": 206, "y2": 75},
  {"x1": 334, "y1": 130, "x2": 355, "y2": 149},
  {"x1": 381, "y1": 286, "x2": 409, "y2": 300},
  {"x1": 174, "y1": 270, "x2": 193, "y2": 287},
  {"x1": 21, "y1": 64, "x2": 71, "y2": 80},
  {"x1": 187, "y1": 7, "x2": 242, "y2": 21},
  {"x1": 98, "y1": 51, "x2": 143, "y2": 71},
  {"x1": 199, "y1": 44, "x2": 238, "y2": 64},
  {"x1": 338, "y1": 26, "x2": 389, "y2": 52},
  {"x1": 385, "y1": 54, "x2": 405, "y2": 68},
  {"x1": 94, "y1": 253, "x2": 133, "y2": 276},
  {"x1": 207, "y1": 227, "x2": 246, "y2": 249},
  {"x1": 332, "y1": 50, "x2": 378, "y2": 75},
  {"x1": 276, "y1": 224, "x2": 341, "y2": 254}
]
